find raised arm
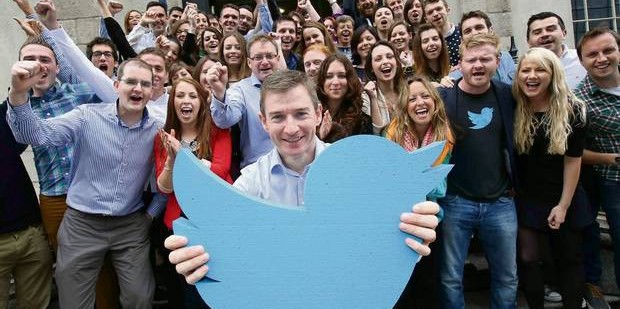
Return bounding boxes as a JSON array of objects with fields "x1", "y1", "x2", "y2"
[
  {"x1": 255, "y1": 0, "x2": 273, "y2": 36},
  {"x1": 297, "y1": 0, "x2": 321, "y2": 22},
  {"x1": 35, "y1": 0, "x2": 116, "y2": 102},
  {"x1": 7, "y1": 61, "x2": 83, "y2": 147}
]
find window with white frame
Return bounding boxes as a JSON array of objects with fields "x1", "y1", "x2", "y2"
[{"x1": 572, "y1": 0, "x2": 619, "y2": 42}]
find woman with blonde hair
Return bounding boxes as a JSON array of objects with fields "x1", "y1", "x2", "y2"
[
  {"x1": 123, "y1": 10, "x2": 141, "y2": 34},
  {"x1": 513, "y1": 47, "x2": 588, "y2": 309},
  {"x1": 385, "y1": 76, "x2": 452, "y2": 308}
]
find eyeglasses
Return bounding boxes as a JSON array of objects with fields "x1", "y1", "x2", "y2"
[
  {"x1": 249, "y1": 53, "x2": 278, "y2": 61},
  {"x1": 93, "y1": 51, "x2": 114, "y2": 58},
  {"x1": 120, "y1": 78, "x2": 152, "y2": 88}
]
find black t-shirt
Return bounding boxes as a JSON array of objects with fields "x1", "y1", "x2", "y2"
[
  {"x1": 516, "y1": 109, "x2": 586, "y2": 205},
  {"x1": 447, "y1": 87, "x2": 510, "y2": 201}
]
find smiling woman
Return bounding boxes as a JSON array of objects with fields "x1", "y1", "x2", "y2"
[
  {"x1": 512, "y1": 47, "x2": 589, "y2": 309},
  {"x1": 412, "y1": 23, "x2": 450, "y2": 83},
  {"x1": 154, "y1": 77, "x2": 233, "y2": 308},
  {"x1": 316, "y1": 54, "x2": 372, "y2": 143}
]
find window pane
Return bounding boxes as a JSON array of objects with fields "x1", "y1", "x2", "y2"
[
  {"x1": 573, "y1": 0, "x2": 586, "y2": 20},
  {"x1": 589, "y1": 0, "x2": 613, "y2": 19},
  {"x1": 573, "y1": 21, "x2": 588, "y2": 43}
]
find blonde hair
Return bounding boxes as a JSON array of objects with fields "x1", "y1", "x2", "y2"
[
  {"x1": 386, "y1": 76, "x2": 453, "y2": 146},
  {"x1": 513, "y1": 47, "x2": 586, "y2": 155},
  {"x1": 458, "y1": 32, "x2": 500, "y2": 60}
]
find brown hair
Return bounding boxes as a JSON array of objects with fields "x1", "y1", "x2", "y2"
[
  {"x1": 300, "y1": 21, "x2": 337, "y2": 54},
  {"x1": 412, "y1": 23, "x2": 450, "y2": 81},
  {"x1": 164, "y1": 78, "x2": 214, "y2": 160},
  {"x1": 219, "y1": 32, "x2": 251, "y2": 80}
]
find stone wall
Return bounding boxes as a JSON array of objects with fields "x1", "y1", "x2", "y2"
[{"x1": 0, "y1": 0, "x2": 181, "y2": 93}]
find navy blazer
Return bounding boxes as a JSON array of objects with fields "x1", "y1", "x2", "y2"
[{"x1": 438, "y1": 79, "x2": 519, "y2": 189}]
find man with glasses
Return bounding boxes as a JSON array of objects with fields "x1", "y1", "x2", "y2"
[
  {"x1": 86, "y1": 37, "x2": 119, "y2": 79},
  {"x1": 7, "y1": 57, "x2": 163, "y2": 309},
  {"x1": 207, "y1": 34, "x2": 282, "y2": 167}
]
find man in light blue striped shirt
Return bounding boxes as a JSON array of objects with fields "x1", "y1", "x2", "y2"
[{"x1": 7, "y1": 58, "x2": 162, "y2": 309}]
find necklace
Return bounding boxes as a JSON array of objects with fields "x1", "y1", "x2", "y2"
[
  {"x1": 532, "y1": 112, "x2": 549, "y2": 132},
  {"x1": 181, "y1": 138, "x2": 200, "y2": 154}
]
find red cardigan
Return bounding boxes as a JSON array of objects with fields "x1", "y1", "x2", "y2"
[{"x1": 154, "y1": 126, "x2": 233, "y2": 230}]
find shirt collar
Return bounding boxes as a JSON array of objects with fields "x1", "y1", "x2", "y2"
[
  {"x1": 269, "y1": 137, "x2": 328, "y2": 175},
  {"x1": 249, "y1": 74, "x2": 263, "y2": 88},
  {"x1": 111, "y1": 100, "x2": 151, "y2": 128}
]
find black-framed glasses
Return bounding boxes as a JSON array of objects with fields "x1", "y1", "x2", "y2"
[
  {"x1": 249, "y1": 53, "x2": 278, "y2": 61},
  {"x1": 120, "y1": 78, "x2": 152, "y2": 88},
  {"x1": 93, "y1": 51, "x2": 114, "y2": 58}
]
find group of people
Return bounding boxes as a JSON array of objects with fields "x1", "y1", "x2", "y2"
[{"x1": 1, "y1": 0, "x2": 619, "y2": 308}]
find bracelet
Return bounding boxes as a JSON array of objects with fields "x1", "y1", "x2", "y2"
[
  {"x1": 163, "y1": 165, "x2": 173, "y2": 171},
  {"x1": 329, "y1": 0, "x2": 337, "y2": 5}
]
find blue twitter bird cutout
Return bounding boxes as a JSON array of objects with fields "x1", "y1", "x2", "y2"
[{"x1": 173, "y1": 135, "x2": 452, "y2": 309}]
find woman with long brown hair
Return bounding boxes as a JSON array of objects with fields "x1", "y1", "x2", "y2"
[
  {"x1": 316, "y1": 54, "x2": 374, "y2": 142},
  {"x1": 154, "y1": 77, "x2": 232, "y2": 308},
  {"x1": 412, "y1": 23, "x2": 451, "y2": 83},
  {"x1": 364, "y1": 41, "x2": 409, "y2": 134}
]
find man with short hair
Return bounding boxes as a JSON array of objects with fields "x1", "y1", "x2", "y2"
[
  {"x1": 207, "y1": 34, "x2": 281, "y2": 167},
  {"x1": 353, "y1": 0, "x2": 377, "y2": 27},
  {"x1": 137, "y1": 48, "x2": 169, "y2": 122},
  {"x1": 8, "y1": 57, "x2": 163, "y2": 309},
  {"x1": 527, "y1": 11, "x2": 587, "y2": 89},
  {"x1": 164, "y1": 70, "x2": 442, "y2": 296},
  {"x1": 273, "y1": 16, "x2": 300, "y2": 70},
  {"x1": 438, "y1": 33, "x2": 518, "y2": 309},
  {"x1": 220, "y1": 4, "x2": 240, "y2": 35},
  {"x1": 86, "y1": 37, "x2": 119, "y2": 79},
  {"x1": 168, "y1": 6, "x2": 183, "y2": 26},
  {"x1": 127, "y1": 1, "x2": 168, "y2": 53},
  {"x1": 238, "y1": 5, "x2": 254, "y2": 35},
  {"x1": 448, "y1": 10, "x2": 515, "y2": 85},
  {"x1": 575, "y1": 27, "x2": 620, "y2": 309},
  {"x1": 386, "y1": 0, "x2": 405, "y2": 21},
  {"x1": 423, "y1": 0, "x2": 461, "y2": 67},
  {"x1": 336, "y1": 15, "x2": 354, "y2": 61}
]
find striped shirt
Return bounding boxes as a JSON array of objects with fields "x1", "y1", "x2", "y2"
[
  {"x1": 574, "y1": 75, "x2": 620, "y2": 182},
  {"x1": 8, "y1": 101, "x2": 165, "y2": 216},
  {"x1": 27, "y1": 82, "x2": 100, "y2": 196}
]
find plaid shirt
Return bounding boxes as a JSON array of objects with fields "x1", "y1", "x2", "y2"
[
  {"x1": 574, "y1": 75, "x2": 620, "y2": 182},
  {"x1": 16, "y1": 82, "x2": 100, "y2": 196}
]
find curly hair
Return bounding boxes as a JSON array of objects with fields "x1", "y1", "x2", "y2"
[{"x1": 386, "y1": 75, "x2": 452, "y2": 147}]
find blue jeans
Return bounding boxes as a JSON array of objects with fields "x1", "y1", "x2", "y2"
[
  {"x1": 595, "y1": 179, "x2": 620, "y2": 288},
  {"x1": 438, "y1": 195, "x2": 518, "y2": 309}
]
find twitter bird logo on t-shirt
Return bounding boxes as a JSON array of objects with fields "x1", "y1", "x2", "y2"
[{"x1": 468, "y1": 107, "x2": 494, "y2": 129}]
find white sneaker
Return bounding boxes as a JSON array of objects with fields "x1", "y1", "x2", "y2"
[{"x1": 544, "y1": 285, "x2": 562, "y2": 303}]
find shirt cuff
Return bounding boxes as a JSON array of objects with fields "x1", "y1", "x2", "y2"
[{"x1": 146, "y1": 192, "x2": 168, "y2": 218}]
